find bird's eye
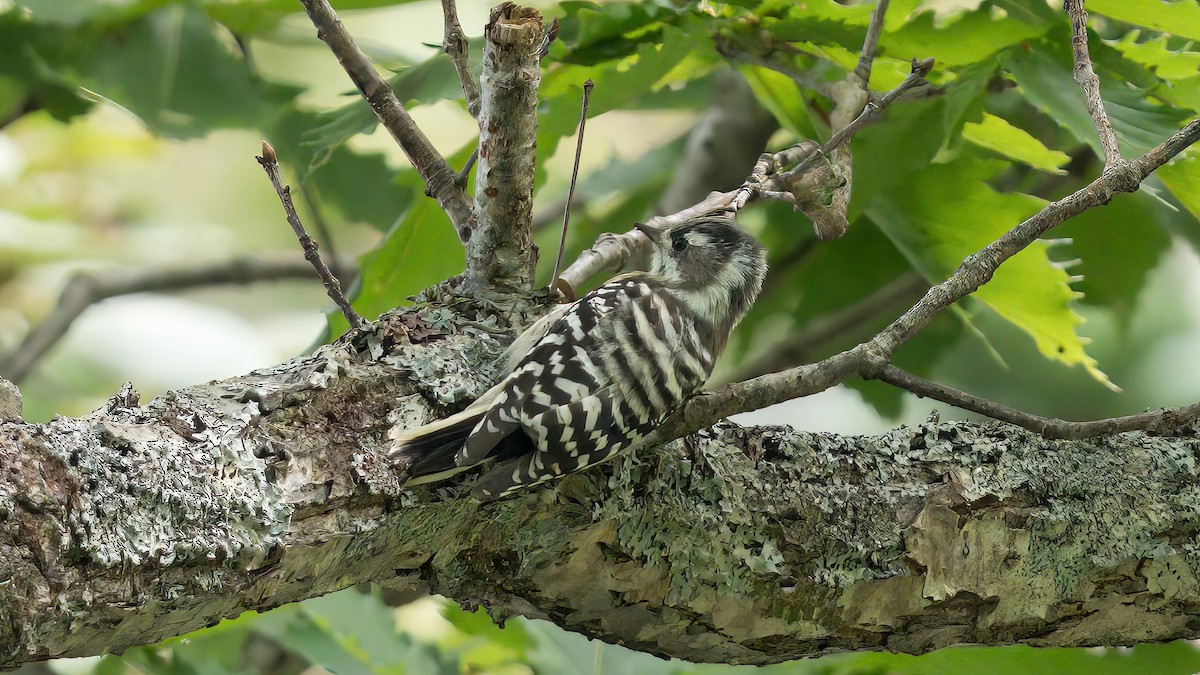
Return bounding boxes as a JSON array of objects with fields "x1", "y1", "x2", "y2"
[{"x1": 672, "y1": 238, "x2": 687, "y2": 252}]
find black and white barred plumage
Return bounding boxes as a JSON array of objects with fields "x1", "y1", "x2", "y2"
[{"x1": 390, "y1": 215, "x2": 767, "y2": 501}]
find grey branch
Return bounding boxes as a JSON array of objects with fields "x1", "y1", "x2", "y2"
[
  {"x1": 467, "y1": 3, "x2": 543, "y2": 291},
  {"x1": 1065, "y1": 0, "x2": 1122, "y2": 168},
  {"x1": 298, "y1": 0, "x2": 474, "y2": 241},
  {"x1": 647, "y1": 119, "x2": 1200, "y2": 448},
  {"x1": 854, "y1": 0, "x2": 889, "y2": 83},
  {"x1": 873, "y1": 364, "x2": 1200, "y2": 440},
  {"x1": 441, "y1": 0, "x2": 481, "y2": 119},
  {"x1": 0, "y1": 255, "x2": 354, "y2": 385},
  {"x1": 6, "y1": 308, "x2": 1200, "y2": 667},
  {"x1": 722, "y1": 272, "x2": 926, "y2": 383},
  {"x1": 257, "y1": 142, "x2": 363, "y2": 332}
]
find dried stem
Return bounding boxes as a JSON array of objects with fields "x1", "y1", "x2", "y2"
[
  {"x1": 441, "y1": 0, "x2": 481, "y2": 119},
  {"x1": 874, "y1": 365, "x2": 1200, "y2": 440},
  {"x1": 257, "y1": 142, "x2": 363, "y2": 331},
  {"x1": 298, "y1": 0, "x2": 474, "y2": 241},
  {"x1": 550, "y1": 79, "x2": 594, "y2": 295},
  {"x1": 1064, "y1": 0, "x2": 1122, "y2": 168}
]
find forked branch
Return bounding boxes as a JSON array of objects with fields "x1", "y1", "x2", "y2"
[{"x1": 298, "y1": 0, "x2": 474, "y2": 242}]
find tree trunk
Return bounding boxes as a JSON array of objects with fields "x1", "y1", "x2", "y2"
[{"x1": 2, "y1": 303, "x2": 1199, "y2": 667}]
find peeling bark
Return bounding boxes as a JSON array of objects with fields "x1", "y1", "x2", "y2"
[{"x1": 3, "y1": 302, "x2": 1200, "y2": 667}]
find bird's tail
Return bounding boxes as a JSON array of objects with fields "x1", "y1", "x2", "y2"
[{"x1": 390, "y1": 407, "x2": 486, "y2": 485}]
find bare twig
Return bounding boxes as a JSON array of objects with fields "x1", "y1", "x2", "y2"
[
  {"x1": 456, "y1": 146, "x2": 479, "y2": 187},
  {"x1": 298, "y1": 0, "x2": 474, "y2": 241},
  {"x1": 779, "y1": 58, "x2": 935, "y2": 183},
  {"x1": 550, "y1": 80, "x2": 594, "y2": 294},
  {"x1": 1064, "y1": 0, "x2": 1122, "y2": 168},
  {"x1": 0, "y1": 255, "x2": 354, "y2": 384},
  {"x1": 723, "y1": 272, "x2": 925, "y2": 383},
  {"x1": 257, "y1": 141, "x2": 363, "y2": 331},
  {"x1": 874, "y1": 365, "x2": 1200, "y2": 440},
  {"x1": 854, "y1": 0, "x2": 889, "y2": 84},
  {"x1": 468, "y1": 3, "x2": 543, "y2": 291},
  {"x1": 441, "y1": 0, "x2": 481, "y2": 119}
]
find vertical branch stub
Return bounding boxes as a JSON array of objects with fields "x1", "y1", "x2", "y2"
[{"x1": 468, "y1": 3, "x2": 543, "y2": 292}]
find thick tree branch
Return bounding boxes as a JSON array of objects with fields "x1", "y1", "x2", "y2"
[
  {"x1": 441, "y1": 0, "x2": 481, "y2": 119},
  {"x1": 467, "y1": 3, "x2": 543, "y2": 291},
  {"x1": 873, "y1": 364, "x2": 1200, "y2": 440},
  {"x1": 4, "y1": 308, "x2": 1200, "y2": 667},
  {"x1": 298, "y1": 0, "x2": 474, "y2": 241},
  {"x1": 1064, "y1": 0, "x2": 1121, "y2": 168},
  {"x1": 0, "y1": 255, "x2": 355, "y2": 384}
]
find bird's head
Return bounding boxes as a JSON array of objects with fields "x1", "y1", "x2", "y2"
[{"x1": 636, "y1": 215, "x2": 767, "y2": 327}]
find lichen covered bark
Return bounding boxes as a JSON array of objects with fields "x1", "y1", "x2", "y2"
[{"x1": 3, "y1": 299, "x2": 1200, "y2": 667}]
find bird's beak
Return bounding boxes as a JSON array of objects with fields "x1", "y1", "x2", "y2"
[{"x1": 635, "y1": 221, "x2": 668, "y2": 247}]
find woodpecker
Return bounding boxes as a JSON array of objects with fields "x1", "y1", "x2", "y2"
[{"x1": 390, "y1": 215, "x2": 767, "y2": 501}]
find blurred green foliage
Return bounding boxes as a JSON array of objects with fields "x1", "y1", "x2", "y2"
[{"x1": 5, "y1": 0, "x2": 1200, "y2": 671}]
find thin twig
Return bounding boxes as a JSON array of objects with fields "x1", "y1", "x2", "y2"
[
  {"x1": 441, "y1": 0, "x2": 481, "y2": 119},
  {"x1": 456, "y1": 147, "x2": 479, "y2": 187},
  {"x1": 550, "y1": 79, "x2": 594, "y2": 294},
  {"x1": 723, "y1": 272, "x2": 925, "y2": 383},
  {"x1": 778, "y1": 58, "x2": 935, "y2": 183},
  {"x1": 874, "y1": 365, "x2": 1200, "y2": 440},
  {"x1": 854, "y1": 0, "x2": 889, "y2": 84},
  {"x1": 257, "y1": 141, "x2": 364, "y2": 331},
  {"x1": 1064, "y1": 0, "x2": 1122, "y2": 168},
  {"x1": 298, "y1": 0, "x2": 474, "y2": 241},
  {"x1": 0, "y1": 255, "x2": 354, "y2": 384}
]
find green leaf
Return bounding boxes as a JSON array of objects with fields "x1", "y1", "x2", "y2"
[
  {"x1": 302, "y1": 589, "x2": 447, "y2": 672},
  {"x1": 883, "y1": 4, "x2": 1050, "y2": 68},
  {"x1": 1088, "y1": 0, "x2": 1200, "y2": 42},
  {"x1": 0, "y1": 11, "x2": 95, "y2": 122},
  {"x1": 254, "y1": 606, "x2": 375, "y2": 675},
  {"x1": 1111, "y1": 33, "x2": 1200, "y2": 82},
  {"x1": 1005, "y1": 43, "x2": 1192, "y2": 157},
  {"x1": 77, "y1": 4, "x2": 268, "y2": 138},
  {"x1": 537, "y1": 23, "x2": 715, "y2": 166},
  {"x1": 865, "y1": 158, "x2": 1115, "y2": 388},
  {"x1": 325, "y1": 140, "x2": 471, "y2": 339},
  {"x1": 739, "y1": 65, "x2": 819, "y2": 138},
  {"x1": 962, "y1": 112, "x2": 1071, "y2": 173},
  {"x1": 1156, "y1": 152, "x2": 1200, "y2": 246},
  {"x1": 1053, "y1": 192, "x2": 1171, "y2": 321},
  {"x1": 202, "y1": 0, "x2": 422, "y2": 36},
  {"x1": 303, "y1": 49, "x2": 478, "y2": 157}
]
